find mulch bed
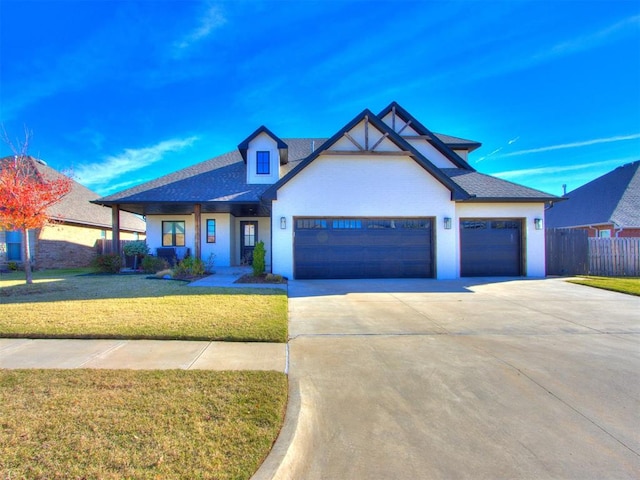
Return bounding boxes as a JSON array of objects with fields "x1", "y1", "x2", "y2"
[{"x1": 235, "y1": 274, "x2": 287, "y2": 284}]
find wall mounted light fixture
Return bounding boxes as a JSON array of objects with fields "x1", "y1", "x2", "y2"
[
  {"x1": 280, "y1": 217, "x2": 287, "y2": 229},
  {"x1": 534, "y1": 218, "x2": 543, "y2": 230},
  {"x1": 444, "y1": 217, "x2": 452, "y2": 229}
]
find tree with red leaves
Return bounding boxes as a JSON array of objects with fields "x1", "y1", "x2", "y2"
[{"x1": 0, "y1": 130, "x2": 72, "y2": 284}]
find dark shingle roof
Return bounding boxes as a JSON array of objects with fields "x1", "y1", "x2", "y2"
[
  {"x1": 442, "y1": 168, "x2": 557, "y2": 201},
  {"x1": 98, "y1": 139, "x2": 323, "y2": 205},
  {"x1": 545, "y1": 161, "x2": 640, "y2": 228},
  {"x1": 1, "y1": 156, "x2": 145, "y2": 232}
]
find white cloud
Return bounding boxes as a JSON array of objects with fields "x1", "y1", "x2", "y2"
[
  {"x1": 492, "y1": 157, "x2": 634, "y2": 180},
  {"x1": 76, "y1": 136, "x2": 198, "y2": 188},
  {"x1": 174, "y1": 4, "x2": 226, "y2": 51},
  {"x1": 501, "y1": 134, "x2": 640, "y2": 158},
  {"x1": 535, "y1": 14, "x2": 640, "y2": 62}
]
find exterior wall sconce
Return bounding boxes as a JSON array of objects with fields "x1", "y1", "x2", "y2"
[
  {"x1": 534, "y1": 218, "x2": 543, "y2": 230},
  {"x1": 280, "y1": 217, "x2": 287, "y2": 229},
  {"x1": 444, "y1": 217, "x2": 452, "y2": 229}
]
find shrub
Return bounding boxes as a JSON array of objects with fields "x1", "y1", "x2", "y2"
[
  {"x1": 265, "y1": 273, "x2": 284, "y2": 283},
  {"x1": 252, "y1": 241, "x2": 265, "y2": 276},
  {"x1": 94, "y1": 254, "x2": 122, "y2": 274},
  {"x1": 141, "y1": 255, "x2": 169, "y2": 274},
  {"x1": 173, "y1": 257, "x2": 206, "y2": 278},
  {"x1": 204, "y1": 253, "x2": 216, "y2": 274},
  {"x1": 7, "y1": 262, "x2": 19, "y2": 271}
]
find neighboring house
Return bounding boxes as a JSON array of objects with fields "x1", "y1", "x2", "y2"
[
  {"x1": 94, "y1": 102, "x2": 558, "y2": 279},
  {"x1": 0, "y1": 156, "x2": 146, "y2": 269},
  {"x1": 546, "y1": 160, "x2": 640, "y2": 238}
]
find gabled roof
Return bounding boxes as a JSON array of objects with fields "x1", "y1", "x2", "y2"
[
  {"x1": 237, "y1": 125, "x2": 289, "y2": 164},
  {"x1": 263, "y1": 108, "x2": 471, "y2": 201},
  {"x1": 0, "y1": 156, "x2": 145, "y2": 232},
  {"x1": 378, "y1": 101, "x2": 478, "y2": 170},
  {"x1": 546, "y1": 161, "x2": 640, "y2": 228}
]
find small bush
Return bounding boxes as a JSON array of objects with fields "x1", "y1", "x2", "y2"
[
  {"x1": 7, "y1": 262, "x2": 19, "y2": 271},
  {"x1": 252, "y1": 241, "x2": 265, "y2": 276},
  {"x1": 141, "y1": 255, "x2": 169, "y2": 274},
  {"x1": 204, "y1": 253, "x2": 216, "y2": 274},
  {"x1": 173, "y1": 257, "x2": 206, "y2": 278},
  {"x1": 265, "y1": 273, "x2": 284, "y2": 283},
  {"x1": 94, "y1": 254, "x2": 122, "y2": 274}
]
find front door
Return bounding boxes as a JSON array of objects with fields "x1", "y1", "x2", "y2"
[{"x1": 240, "y1": 221, "x2": 258, "y2": 265}]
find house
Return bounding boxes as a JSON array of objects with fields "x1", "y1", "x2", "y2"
[
  {"x1": 94, "y1": 102, "x2": 558, "y2": 279},
  {"x1": 545, "y1": 160, "x2": 640, "y2": 238},
  {"x1": 0, "y1": 156, "x2": 146, "y2": 269}
]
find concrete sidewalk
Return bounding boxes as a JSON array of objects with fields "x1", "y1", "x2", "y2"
[
  {"x1": 0, "y1": 338, "x2": 286, "y2": 371},
  {"x1": 188, "y1": 266, "x2": 288, "y2": 290}
]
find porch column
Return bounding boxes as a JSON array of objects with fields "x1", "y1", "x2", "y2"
[
  {"x1": 111, "y1": 204, "x2": 121, "y2": 254},
  {"x1": 194, "y1": 204, "x2": 202, "y2": 260}
]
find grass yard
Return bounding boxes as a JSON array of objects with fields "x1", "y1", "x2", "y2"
[
  {"x1": 0, "y1": 369, "x2": 287, "y2": 479},
  {"x1": 568, "y1": 276, "x2": 640, "y2": 296},
  {"x1": 0, "y1": 270, "x2": 287, "y2": 342}
]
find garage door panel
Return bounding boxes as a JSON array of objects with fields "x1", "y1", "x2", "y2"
[
  {"x1": 460, "y1": 219, "x2": 522, "y2": 277},
  {"x1": 294, "y1": 217, "x2": 433, "y2": 279}
]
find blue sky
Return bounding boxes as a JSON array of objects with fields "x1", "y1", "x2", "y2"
[{"x1": 1, "y1": 0, "x2": 639, "y2": 197}]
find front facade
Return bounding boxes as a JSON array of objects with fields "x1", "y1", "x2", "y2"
[{"x1": 96, "y1": 102, "x2": 557, "y2": 279}]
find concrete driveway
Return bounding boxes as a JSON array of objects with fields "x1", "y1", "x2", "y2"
[{"x1": 255, "y1": 277, "x2": 640, "y2": 480}]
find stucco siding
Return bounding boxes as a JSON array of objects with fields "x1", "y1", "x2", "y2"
[
  {"x1": 246, "y1": 132, "x2": 280, "y2": 184},
  {"x1": 271, "y1": 154, "x2": 457, "y2": 278}
]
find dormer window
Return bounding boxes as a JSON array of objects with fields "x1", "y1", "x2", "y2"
[{"x1": 256, "y1": 151, "x2": 270, "y2": 175}]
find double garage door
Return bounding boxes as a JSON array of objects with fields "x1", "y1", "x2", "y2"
[
  {"x1": 294, "y1": 217, "x2": 434, "y2": 279},
  {"x1": 294, "y1": 217, "x2": 523, "y2": 279}
]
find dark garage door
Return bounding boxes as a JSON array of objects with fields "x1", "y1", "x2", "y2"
[
  {"x1": 460, "y1": 219, "x2": 523, "y2": 276},
  {"x1": 294, "y1": 218, "x2": 433, "y2": 279}
]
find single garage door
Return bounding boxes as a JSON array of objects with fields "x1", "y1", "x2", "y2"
[
  {"x1": 294, "y1": 217, "x2": 433, "y2": 279},
  {"x1": 460, "y1": 219, "x2": 523, "y2": 276}
]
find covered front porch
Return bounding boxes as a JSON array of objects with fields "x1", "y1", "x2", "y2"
[{"x1": 106, "y1": 202, "x2": 272, "y2": 269}]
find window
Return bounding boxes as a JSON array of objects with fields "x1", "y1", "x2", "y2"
[
  {"x1": 256, "y1": 151, "x2": 270, "y2": 175},
  {"x1": 6, "y1": 230, "x2": 21, "y2": 261},
  {"x1": 162, "y1": 221, "x2": 185, "y2": 246},
  {"x1": 296, "y1": 219, "x2": 328, "y2": 229},
  {"x1": 206, "y1": 219, "x2": 216, "y2": 243},
  {"x1": 332, "y1": 219, "x2": 362, "y2": 229},
  {"x1": 599, "y1": 229, "x2": 611, "y2": 238}
]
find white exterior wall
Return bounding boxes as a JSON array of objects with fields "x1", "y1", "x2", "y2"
[
  {"x1": 246, "y1": 133, "x2": 280, "y2": 184},
  {"x1": 147, "y1": 214, "x2": 234, "y2": 267},
  {"x1": 271, "y1": 154, "x2": 457, "y2": 279},
  {"x1": 200, "y1": 214, "x2": 232, "y2": 267},
  {"x1": 455, "y1": 203, "x2": 547, "y2": 277},
  {"x1": 405, "y1": 139, "x2": 459, "y2": 168}
]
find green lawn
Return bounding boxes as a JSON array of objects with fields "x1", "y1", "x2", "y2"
[
  {"x1": 568, "y1": 276, "x2": 640, "y2": 296},
  {"x1": 0, "y1": 369, "x2": 287, "y2": 479},
  {"x1": 0, "y1": 269, "x2": 288, "y2": 342}
]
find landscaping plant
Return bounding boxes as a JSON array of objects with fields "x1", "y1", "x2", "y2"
[
  {"x1": 94, "y1": 253, "x2": 122, "y2": 274},
  {"x1": 252, "y1": 241, "x2": 266, "y2": 276},
  {"x1": 122, "y1": 240, "x2": 149, "y2": 270}
]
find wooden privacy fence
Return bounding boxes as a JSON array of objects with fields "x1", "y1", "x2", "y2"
[
  {"x1": 589, "y1": 238, "x2": 640, "y2": 276},
  {"x1": 546, "y1": 229, "x2": 640, "y2": 276},
  {"x1": 546, "y1": 228, "x2": 589, "y2": 276},
  {"x1": 96, "y1": 239, "x2": 136, "y2": 255}
]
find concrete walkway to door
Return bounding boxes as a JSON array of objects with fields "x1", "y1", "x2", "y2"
[{"x1": 254, "y1": 277, "x2": 640, "y2": 480}]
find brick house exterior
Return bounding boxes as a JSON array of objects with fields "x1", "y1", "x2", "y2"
[
  {"x1": 0, "y1": 157, "x2": 145, "y2": 269},
  {"x1": 546, "y1": 160, "x2": 640, "y2": 238}
]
